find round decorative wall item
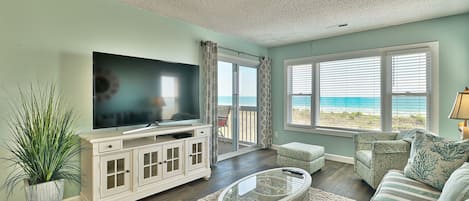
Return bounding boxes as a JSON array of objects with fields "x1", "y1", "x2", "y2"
[{"x1": 94, "y1": 68, "x2": 119, "y2": 102}]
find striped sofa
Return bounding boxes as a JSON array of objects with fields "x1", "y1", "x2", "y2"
[{"x1": 371, "y1": 170, "x2": 441, "y2": 201}]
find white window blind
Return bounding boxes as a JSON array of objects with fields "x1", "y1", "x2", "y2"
[
  {"x1": 291, "y1": 64, "x2": 312, "y2": 95},
  {"x1": 318, "y1": 56, "x2": 381, "y2": 130},
  {"x1": 289, "y1": 64, "x2": 312, "y2": 125},
  {"x1": 390, "y1": 51, "x2": 430, "y2": 130}
]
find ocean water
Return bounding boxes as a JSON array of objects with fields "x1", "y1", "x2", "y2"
[
  {"x1": 218, "y1": 96, "x2": 257, "y2": 106},
  {"x1": 218, "y1": 96, "x2": 426, "y2": 115}
]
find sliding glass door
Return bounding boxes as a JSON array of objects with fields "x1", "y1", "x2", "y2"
[
  {"x1": 217, "y1": 61, "x2": 235, "y2": 155},
  {"x1": 238, "y1": 66, "x2": 257, "y2": 151},
  {"x1": 217, "y1": 61, "x2": 258, "y2": 157}
]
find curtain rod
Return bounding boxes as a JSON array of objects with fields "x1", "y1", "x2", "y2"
[
  {"x1": 201, "y1": 41, "x2": 261, "y2": 58},
  {"x1": 218, "y1": 46, "x2": 261, "y2": 58}
]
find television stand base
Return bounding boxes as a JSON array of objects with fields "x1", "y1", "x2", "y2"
[
  {"x1": 79, "y1": 124, "x2": 212, "y2": 201},
  {"x1": 122, "y1": 126, "x2": 158, "y2": 135},
  {"x1": 122, "y1": 123, "x2": 200, "y2": 135}
]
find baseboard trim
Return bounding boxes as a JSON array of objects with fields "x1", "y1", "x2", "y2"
[
  {"x1": 271, "y1": 144, "x2": 354, "y2": 165},
  {"x1": 271, "y1": 144, "x2": 280, "y2": 150},
  {"x1": 63, "y1": 195, "x2": 81, "y2": 201},
  {"x1": 324, "y1": 153, "x2": 354, "y2": 164}
]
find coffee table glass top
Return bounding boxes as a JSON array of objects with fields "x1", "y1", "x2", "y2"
[{"x1": 218, "y1": 167, "x2": 311, "y2": 201}]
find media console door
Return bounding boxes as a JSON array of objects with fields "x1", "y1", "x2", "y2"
[
  {"x1": 99, "y1": 151, "x2": 131, "y2": 198},
  {"x1": 187, "y1": 136, "x2": 208, "y2": 171},
  {"x1": 162, "y1": 141, "x2": 184, "y2": 178},
  {"x1": 137, "y1": 145, "x2": 163, "y2": 186}
]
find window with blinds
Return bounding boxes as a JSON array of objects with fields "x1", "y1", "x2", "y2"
[
  {"x1": 389, "y1": 51, "x2": 430, "y2": 131},
  {"x1": 285, "y1": 43, "x2": 435, "y2": 133},
  {"x1": 318, "y1": 56, "x2": 381, "y2": 130},
  {"x1": 288, "y1": 64, "x2": 312, "y2": 125}
]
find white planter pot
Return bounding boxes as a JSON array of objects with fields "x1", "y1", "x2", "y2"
[{"x1": 24, "y1": 179, "x2": 64, "y2": 201}]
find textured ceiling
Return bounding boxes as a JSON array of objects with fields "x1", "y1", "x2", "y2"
[{"x1": 121, "y1": 0, "x2": 469, "y2": 47}]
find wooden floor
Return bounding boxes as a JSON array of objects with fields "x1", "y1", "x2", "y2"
[
  {"x1": 218, "y1": 140, "x2": 254, "y2": 155},
  {"x1": 140, "y1": 149, "x2": 374, "y2": 201},
  {"x1": 217, "y1": 140, "x2": 248, "y2": 155}
]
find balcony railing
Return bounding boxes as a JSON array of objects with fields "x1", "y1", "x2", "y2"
[{"x1": 217, "y1": 106, "x2": 257, "y2": 145}]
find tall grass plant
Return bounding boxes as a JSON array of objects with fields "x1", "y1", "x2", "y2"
[{"x1": 2, "y1": 84, "x2": 80, "y2": 198}]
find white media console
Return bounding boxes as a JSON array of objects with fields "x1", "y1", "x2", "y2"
[{"x1": 79, "y1": 124, "x2": 212, "y2": 201}]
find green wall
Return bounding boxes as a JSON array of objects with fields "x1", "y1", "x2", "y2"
[
  {"x1": 0, "y1": 0, "x2": 266, "y2": 200},
  {"x1": 269, "y1": 13, "x2": 469, "y2": 157}
]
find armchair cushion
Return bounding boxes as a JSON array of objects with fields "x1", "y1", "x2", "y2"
[
  {"x1": 373, "y1": 140, "x2": 410, "y2": 154},
  {"x1": 404, "y1": 132, "x2": 469, "y2": 190},
  {"x1": 356, "y1": 150, "x2": 372, "y2": 168},
  {"x1": 354, "y1": 132, "x2": 397, "y2": 151}
]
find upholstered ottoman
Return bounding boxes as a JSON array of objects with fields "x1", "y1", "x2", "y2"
[{"x1": 277, "y1": 142, "x2": 325, "y2": 174}]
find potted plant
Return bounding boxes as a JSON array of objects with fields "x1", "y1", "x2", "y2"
[{"x1": 2, "y1": 84, "x2": 80, "y2": 201}]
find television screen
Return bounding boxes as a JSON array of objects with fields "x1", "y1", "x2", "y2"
[{"x1": 93, "y1": 52, "x2": 200, "y2": 129}]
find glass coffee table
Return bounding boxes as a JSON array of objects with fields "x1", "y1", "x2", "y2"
[{"x1": 218, "y1": 167, "x2": 311, "y2": 201}]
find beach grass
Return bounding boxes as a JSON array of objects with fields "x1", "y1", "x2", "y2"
[
  {"x1": 217, "y1": 108, "x2": 425, "y2": 145},
  {"x1": 292, "y1": 108, "x2": 425, "y2": 130}
]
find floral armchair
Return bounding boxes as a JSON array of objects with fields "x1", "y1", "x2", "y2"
[{"x1": 354, "y1": 131, "x2": 411, "y2": 189}]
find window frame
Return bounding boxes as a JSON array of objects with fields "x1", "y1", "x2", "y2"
[
  {"x1": 283, "y1": 42, "x2": 439, "y2": 137},
  {"x1": 287, "y1": 64, "x2": 314, "y2": 127},
  {"x1": 384, "y1": 48, "x2": 433, "y2": 132},
  {"x1": 315, "y1": 54, "x2": 382, "y2": 131}
]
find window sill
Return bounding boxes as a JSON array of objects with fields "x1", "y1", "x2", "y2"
[{"x1": 283, "y1": 124, "x2": 366, "y2": 138}]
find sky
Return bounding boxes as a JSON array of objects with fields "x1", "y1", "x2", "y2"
[{"x1": 217, "y1": 61, "x2": 257, "y2": 97}]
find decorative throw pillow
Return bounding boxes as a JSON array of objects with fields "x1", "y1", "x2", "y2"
[
  {"x1": 396, "y1": 128, "x2": 436, "y2": 143},
  {"x1": 403, "y1": 132, "x2": 469, "y2": 190},
  {"x1": 439, "y1": 162, "x2": 469, "y2": 201}
]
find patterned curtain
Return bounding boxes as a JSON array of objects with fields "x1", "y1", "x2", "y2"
[
  {"x1": 201, "y1": 41, "x2": 218, "y2": 165},
  {"x1": 258, "y1": 57, "x2": 273, "y2": 148}
]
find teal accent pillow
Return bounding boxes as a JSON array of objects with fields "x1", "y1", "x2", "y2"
[
  {"x1": 438, "y1": 162, "x2": 469, "y2": 201},
  {"x1": 403, "y1": 132, "x2": 469, "y2": 190},
  {"x1": 396, "y1": 128, "x2": 427, "y2": 142}
]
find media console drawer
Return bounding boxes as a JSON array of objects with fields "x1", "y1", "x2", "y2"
[
  {"x1": 98, "y1": 140, "x2": 122, "y2": 153},
  {"x1": 195, "y1": 128, "x2": 210, "y2": 136}
]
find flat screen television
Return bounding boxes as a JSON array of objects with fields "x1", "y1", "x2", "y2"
[{"x1": 93, "y1": 52, "x2": 200, "y2": 129}]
